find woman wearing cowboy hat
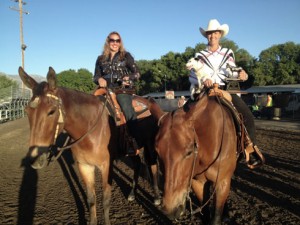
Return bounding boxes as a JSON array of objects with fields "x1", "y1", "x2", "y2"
[{"x1": 188, "y1": 19, "x2": 264, "y2": 168}]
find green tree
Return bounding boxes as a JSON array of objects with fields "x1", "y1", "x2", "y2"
[
  {"x1": 57, "y1": 68, "x2": 96, "y2": 93},
  {"x1": 160, "y1": 51, "x2": 189, "y2": 91},
  {"x1": 0, "y1": 74, "x2": 18, "y2": 89},
  {"x1": 253, "y1": 42, "x2": 300, "y2": 85}
]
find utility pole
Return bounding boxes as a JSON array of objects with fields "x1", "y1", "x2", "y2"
[
  {"x1": 9, "y1": 0, "x2": 29, "y2": 90},
  {"x1": 164, "y1": 74, "x2": 166, "y2": 92}
]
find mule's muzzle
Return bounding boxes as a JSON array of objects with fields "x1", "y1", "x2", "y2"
[
  {"x1": 162, "y1": 203, "x2": 186, "y2": 220},
  {"x1": 27, "y1": 146, "x2": 51, "y2": 169}
]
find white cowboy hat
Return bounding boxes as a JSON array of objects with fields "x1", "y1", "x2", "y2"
[{"x1": 199, "y1": 19, "x2": 229, "y2": 38}]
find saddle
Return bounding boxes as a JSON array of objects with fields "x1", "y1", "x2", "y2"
[
  {"x1": 208, "y1": 83, "x2": 265, "y2": 168},
  {"x1": 93, "y1": 87, "x2": 151, "y2": 126},
  {"x1": 93, "y1": 87, "x2": 151, "y2": 156}
]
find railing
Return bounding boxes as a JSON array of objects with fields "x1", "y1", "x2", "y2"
[{"x1": 0, "y1": 86, "x2": 31, "y2": 123}]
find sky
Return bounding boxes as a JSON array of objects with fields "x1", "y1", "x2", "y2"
[{"x1": 1, "y1": 0, "x2": 300, "y2": 77}]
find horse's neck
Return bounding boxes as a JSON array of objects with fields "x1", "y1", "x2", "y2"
[
  {"x1": 60, "y1": 88, "x2": 103, "y2": 138},
  {"x1": 187, "y1": 94, "x2": 209, "y2": 119},
  {"x1": 147, "y1": 98, "x2": 165, "y2": 122}
]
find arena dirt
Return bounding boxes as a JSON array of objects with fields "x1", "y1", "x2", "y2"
[{"x1": 0, "y1": 118, "x2": 299, "y2": 224}]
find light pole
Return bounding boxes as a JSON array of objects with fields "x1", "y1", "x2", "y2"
[
  {"x1": 9, "y1": 0, "x2": 29, "y2": 90},
  {"x1": 164, "y1": 74, "x2": 166, "y2": 92}
]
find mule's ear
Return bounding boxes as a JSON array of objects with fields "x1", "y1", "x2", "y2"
[
  {"x1": 18, "y1": 66, "x2": 38, "y2": 90},
  {"x1": 47, "y1": 67, "x2": 57, "y2": 90}
]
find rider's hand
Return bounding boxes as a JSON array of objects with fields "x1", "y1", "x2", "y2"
[
  {"x1": 122, "y1": 76, "x2": 130, "y2": 86},
  {"x1": 98, "y1": 78, "x2": 107, "y2": 88},
  {"x1": 238, "y1": 70, "x2": 248, "y2": 81},
  {"x1": 203, "y1": 79, "x2": 213, "y2": 87}
]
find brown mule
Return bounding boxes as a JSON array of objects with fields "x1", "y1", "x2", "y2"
[
  {"x1": 147, "y1": 92, "x2": 238, "y2": 225},
  {"x1": 19, "y1": 67, "x2": 161, "y2": 225}
]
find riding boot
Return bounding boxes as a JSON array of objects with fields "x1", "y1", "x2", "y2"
[
  {"x1": 126, "y1": 136, "x2": 140, "y2": 156},
  {"x1": 244, "y1": 130, "x2": 265, "y2": 169}
]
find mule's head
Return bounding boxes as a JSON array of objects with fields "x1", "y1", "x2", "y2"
[
  {"x1": 19, "y1": 67, "x2": 64, "y2": 169},
  {"x1": 155, "y1": 110, "x2": 197, "y2": 220}
]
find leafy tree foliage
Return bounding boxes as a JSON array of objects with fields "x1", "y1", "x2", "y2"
[
  {"x1": 0, "y1": 74, "x2": 18, "y2": 89},
  {"x1": 56, "y1": 68, "x2": 96, "y2": 93},
  {"x1": 252, "y1": 42, "x2": 300, "y2": 85}
]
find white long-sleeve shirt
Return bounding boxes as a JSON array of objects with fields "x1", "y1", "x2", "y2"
[{"x1": 190, "y1": 46, "x2": 238, "y2": 86}]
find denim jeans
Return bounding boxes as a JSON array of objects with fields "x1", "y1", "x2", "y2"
[{"x1": 116, "y1": 94, "x2": 138, "y2": 138}]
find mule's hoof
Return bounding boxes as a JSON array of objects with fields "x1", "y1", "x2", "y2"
[
  {"x1": 127, "y1": 195, "x2": 135, "y2": 201},
  {"x1": 127, "y1": 192, "x2": 135, "y2": 202},
  {"x1": 154, "y1": 197, "x2": 161, "y2": 206}
]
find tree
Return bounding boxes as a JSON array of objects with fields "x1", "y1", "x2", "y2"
[
  {"x1": 253, "y1": 42, "x2": 300, "y2": 85},
  {"x1": 0, "y1": 74, "x2": 18, "y2": 89},
  {"x1": 160, "y1": 52, "x2": 186, "y2": 91},
  {"x1": 57, "y1": 68, "x2": 96, "y2": 93}
]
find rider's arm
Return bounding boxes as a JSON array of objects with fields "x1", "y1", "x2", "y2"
[
  {"x1": 94, "y1": 56, "x2": 108, "y2": 87},
  {"x1": 93, "y1": 56, "x2": 103, "y2": 85},
  {"x1": 125, "y1": 53, "x2": 140, "y2": 81}
]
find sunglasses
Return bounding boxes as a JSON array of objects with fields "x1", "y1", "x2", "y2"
[{"x1": 109, "y1": 38, "x2": 121, "y2": 43}]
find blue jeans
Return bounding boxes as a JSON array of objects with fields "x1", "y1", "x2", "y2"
[{"x1": 116, "y1": 94, "x2": 138, "y2": 138}]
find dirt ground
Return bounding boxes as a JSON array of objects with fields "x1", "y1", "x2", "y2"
[{"x1": 0, "y1": 117, "x2": 299, "y2": 225}]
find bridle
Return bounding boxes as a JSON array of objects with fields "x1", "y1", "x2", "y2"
[
  {"x1": 46, "y1": 94, "x2": 65, "y2": 142},
  {"x1": 185, "y1": 90, "x2": 226, "y2": 216}
]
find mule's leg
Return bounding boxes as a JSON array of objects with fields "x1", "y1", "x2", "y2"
[
  {"x1": 77, "y1": 163, "x2": 97, "y2": 225},
  {"x1": 99, "y1": 161, "x2": 112, "y2": 225},
  {"x1": 150, "y1": 164, "x2": 161, "y2": 205},
  {"x1": 211, "y1": 178, "x2": 231, "y2": 225},
  {"x1": 192, "y1": 179, "x2": 211, "y2": 223},
  {"x1": 128, "y1": 155, "x2": 141, "y2": 201}
]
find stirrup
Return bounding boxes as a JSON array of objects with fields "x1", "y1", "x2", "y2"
[
  {"x1": 245, "y1": 144, "x2": 265, "y2": 169},
  {"x1": 126, "y1": 137, "x2": 140, "y2": 156}
]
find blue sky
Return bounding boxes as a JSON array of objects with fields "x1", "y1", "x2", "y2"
[{"x1": 1, "y1": 0, "x2": 300, "y2": 76}]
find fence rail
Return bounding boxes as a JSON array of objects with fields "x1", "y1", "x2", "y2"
[{"x1": 0, "y1": 86, "x2": 31, "y2": 123}]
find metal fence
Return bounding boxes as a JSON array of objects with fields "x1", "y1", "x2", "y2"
[{"x1": 0, "y1": 86, "x2": 31, "y2": 123}]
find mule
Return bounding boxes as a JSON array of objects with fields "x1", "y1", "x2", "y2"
[
  {"x1": 18, "y1": 66, "x2": 161, "y2": 225},
  {"x1": 148, "y1": 91, "x2": 238, "y2": 225}
]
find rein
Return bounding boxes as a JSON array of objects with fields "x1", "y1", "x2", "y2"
[
  {"x1": 47, "y1": 93, "x2": 108, "y2": 162},
  {"x1": 186, "y1": 126, "x2": 199, "y2": 214},
  {"x1": 157, "y1": 112, "x2": 168, "y2": 126},
  {"x1": 186, "y1": 89, "x2": 226, "y2": 216}
]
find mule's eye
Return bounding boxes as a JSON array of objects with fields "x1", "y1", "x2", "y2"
[
  {"x1": 186, "y1": 150, "x2": 193, "y2": 157},
  {"x1": 184, "y1": 142, "x2": 196, "y2": 158},
  {"x1": 48, "y1": 109, "x2": 56, "y2": 116}
]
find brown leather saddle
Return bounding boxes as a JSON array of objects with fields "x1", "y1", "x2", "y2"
[
  {"x1": 93, "y1": 87, "x2": 151, "y2": 126},
  {"x1": 208, "y1": 84, "x2": 265, "y2": 168},
  {"x1": 94, "y1": 87, "x2": 153, "y2": 156}
]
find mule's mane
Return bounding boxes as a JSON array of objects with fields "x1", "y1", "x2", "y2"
[{"x1": 58, "y1": 86, "x2": 97, "y2": 105}]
